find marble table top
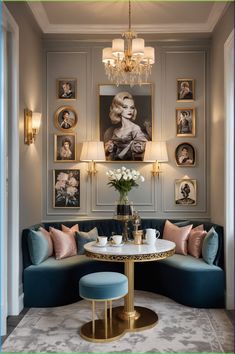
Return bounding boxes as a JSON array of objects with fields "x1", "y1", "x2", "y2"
[{"x1": 84, "y1": 239, "x2": 176, "y2": 261}]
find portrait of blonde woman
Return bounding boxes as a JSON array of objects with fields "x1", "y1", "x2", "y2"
[
  {"x1": 100, "y1": 90, "x2": 152, "y2": 161},
  {"x1": 177, "y1": 79, "x2": 194, "y2": 101}
]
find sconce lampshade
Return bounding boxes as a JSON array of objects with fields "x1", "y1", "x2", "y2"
[
  {"x1": 32, "y1": 112, "x2": 42, "y2": 130},
  {"x1": 80, "y1": 141, "x2": 106, "y2": 162},
  {"x1": 144, "y1": 141, "x2": 168, "y2": 162}
]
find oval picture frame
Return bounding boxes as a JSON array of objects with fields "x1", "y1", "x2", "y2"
[
  {"x1": 175, "y1": 142, "x2": 196, "y2": 167},
  {"x1": 54, "y1": 106, "x2": 78, "y2": 132}
]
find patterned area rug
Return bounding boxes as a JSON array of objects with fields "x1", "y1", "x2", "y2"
[{"x1": 2, "y1": 290, "x2": 234, "y2": 353}]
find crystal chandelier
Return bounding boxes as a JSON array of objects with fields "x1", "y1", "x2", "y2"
[{"x1": 102, "y1": 0, "x2": 155, "y2": 87}]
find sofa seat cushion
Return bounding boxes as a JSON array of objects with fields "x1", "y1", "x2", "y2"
[
  {"x1": 159, "y1": 254, "x2": 223, "y2": 272},
  {"x1": 24, "y1": 255, "x2": 88, "y2": 272}
]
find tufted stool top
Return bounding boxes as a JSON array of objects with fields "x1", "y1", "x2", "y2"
[{"x1": 79, "y1": 272, "x2": 128, "y2": 300}]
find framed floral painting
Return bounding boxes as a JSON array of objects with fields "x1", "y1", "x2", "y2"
[
  {"x1": 99, "y1": 84, "x2": 153, "y2": 161},
  {"x1": 53, "y1": 169, "x2": 80, "y2": 208}
]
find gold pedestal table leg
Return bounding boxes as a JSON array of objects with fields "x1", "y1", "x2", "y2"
[{"x1": 112, "y1": 261, "x2": 158, "y2": 331}]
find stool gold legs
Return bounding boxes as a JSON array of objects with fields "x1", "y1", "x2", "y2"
[
  {"x1": 80, "y1": 299, "x2": 125, "y2": 343},
  {"x1": 92, "y1": 301, "x2": 95, "y2": 336}
]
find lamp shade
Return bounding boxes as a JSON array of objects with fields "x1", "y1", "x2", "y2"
[
  {"x1": 80, "y1": 141, "x2": 106, "y2": 162},
  {"x1": 32, "y1": 112, "x2": 41, "y2": 130},
  {"x1": 112, "y1": 38, "x2": 125, "y2": 58},
  {"x1": 144, "y1": 141, "x2": 168, "y2": 162},
  {"x1": 102, "y1": 47, "x2": 115, "y2": 65},
  {"x1": 132, "y1": 38, "x2": 145, "y2": 56},
  {"x1": 143, "y1": 47, "x2": 155, "y2": 64}
]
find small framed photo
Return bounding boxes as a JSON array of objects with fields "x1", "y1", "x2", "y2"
[
  {"x1": 53, "y1": 169, "x2": 80, "y2": 208},
  {"x1": 177, "y1": 79, "x2": 194, "y2": 101},
  {"x1": 54, "y1": 134, "x2": 76, "y2": 162},
  {"x1": 176, "y1": 108, "x2": 195, "y2": 136},
  {"x1": 54, "y1": 106, "x2": 78, "y2": 132},
  {"x1": 175, "y1": 179, "x2": 197, "y2": 205},
  {"x1": 57, "y1": 79, "x2": 77, "y2": 100},
  {"x1": 175, "y1": 142, "x2": 195, "y2": 167}
]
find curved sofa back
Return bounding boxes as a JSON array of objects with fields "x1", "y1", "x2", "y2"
[{"x1": 22, "y1": 219, "x2": 224, "y2": 270}]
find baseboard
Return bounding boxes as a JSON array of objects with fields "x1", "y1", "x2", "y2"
[
  {"x1": 0, "y1": 303, "x2": 7, "y2": 336},
  {"x1": 226, "y1": 292, "x2": 234, "y2": 310}
]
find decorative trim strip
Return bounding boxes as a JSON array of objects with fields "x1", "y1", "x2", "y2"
[{"x1": 85, "y1": 248, "x2": 175, "y2": 263}]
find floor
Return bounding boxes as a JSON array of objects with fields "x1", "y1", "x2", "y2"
[{"x1": 2, "y1": 294, "x2": 234, "y2": 352}]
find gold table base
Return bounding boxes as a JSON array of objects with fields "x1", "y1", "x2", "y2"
[{"x1": 80, "y1": 306, "x2": 158, "y2": 342}]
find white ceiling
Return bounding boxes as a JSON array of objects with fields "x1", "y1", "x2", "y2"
[{"x1": 27, "y1": 1, "x2": 229, "y2": 35}]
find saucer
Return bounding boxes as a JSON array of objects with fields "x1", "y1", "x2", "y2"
[
  {"x1": 110, "y1": 242, "x2": 125, "y2": 247},
  {"x1": 94, "y1": 243, "x2": 108, "y2": 248}
]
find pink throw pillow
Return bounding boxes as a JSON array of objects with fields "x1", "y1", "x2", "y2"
[
  {"x1": 39, "y1": 227, "x2": 53, "y2": 256},
  {"x1": 62, "y1": 224, "x2": 79, "y2": 236},
  {"x1": 188, "y1": 225, "x2": 207, "y2": 258},
  {"x1": 163, "y1": 220, "x2": 193, "y2": 255},
  {"x1": 49, "y1": 227, "x2": 77, "y2": 260}
]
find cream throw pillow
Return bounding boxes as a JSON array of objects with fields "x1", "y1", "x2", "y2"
[{"x1": 163, "y1": 220, "x2": 193, "y2": 255}]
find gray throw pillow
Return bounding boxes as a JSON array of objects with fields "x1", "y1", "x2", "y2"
[
  {"x1": 75, "y1": 227, "x2": 99, "y2": 255},
  {"x1": 202, "y1": 227, "x2": 219, "y2": 265},
  {"x1": 28, "y1": 230, "x2": 52, "y2": 265}
]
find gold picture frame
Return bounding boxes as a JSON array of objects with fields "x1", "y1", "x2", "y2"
[
  {"x1": 54, "y1": 106, "x2": 78, "y2": 132},
  {"x1": 176, "y1": 108, "x2": 195, "y2": 137},
  {"x1": 53, "y1": 169, "x2": 80, "y2": 208},
  {"x1": 177, "y1": 79, "x2": 195, "y2": 101},
  {"x1": 54, "y1": 134, "x2": 76, "y2": 162},
  {"x1": 175, "y1": 179, "x2": 197, "y2": 205},
  {"x1": 57, "y1": 78, "x2": 77, "y2": 100},
  {"x1": 98, "y1": 83, "x2": 153, "y2": 161},
  {"x1": 175, "y1": 142, "x2": 196, "y2": 167}
]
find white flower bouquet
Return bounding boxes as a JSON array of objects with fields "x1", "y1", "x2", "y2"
[{"x1": 106, "y1": 166, "x2": 145, "y2": 205}]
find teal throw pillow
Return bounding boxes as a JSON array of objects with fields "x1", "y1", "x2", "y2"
[
  {"x1": 202, "y1": 227, "x2": 219, "y2": 265},
  {"x1": 28, "y1": 230, "x2": 52, "y2": 265},
  {"x1": 75, "y1": 227, "x2": 99, "y2": 255}
]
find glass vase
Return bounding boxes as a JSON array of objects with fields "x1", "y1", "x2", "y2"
[{"x1": 116, "y1": 191, "x2": 132, "y2": 217}]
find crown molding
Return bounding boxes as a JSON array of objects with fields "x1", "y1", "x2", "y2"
[{"x1": 27, "y1": 2, "x2": 229, "y2": 35}]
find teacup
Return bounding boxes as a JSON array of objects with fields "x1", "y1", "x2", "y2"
[
  {"x1": 97, "y1": 236, "x2": 108, "y2": 246},
  {"x1": 145, "y1": 229, "x2": 160, "y2": 245},
  {"x1": 110, "y1": 235, "x2": 123, "y2": 245}
]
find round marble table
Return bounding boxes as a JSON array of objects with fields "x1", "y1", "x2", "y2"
[{"x1": 84, "y1": 239, "x2": 175, "y2": 336}]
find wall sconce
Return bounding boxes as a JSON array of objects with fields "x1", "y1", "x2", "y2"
[
  {"x1": 24, "y1": 109, "x2": 42, "y2": 145},
  {"x1": 144, "y1": 141, "x2": 168, "y2": 177},
  {"x1": 80, "y1": 141, "x2": 106, "y2": 175}
]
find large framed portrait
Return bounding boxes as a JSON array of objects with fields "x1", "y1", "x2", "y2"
[
  {"x1": 54, "y1": 106, "x2": 78, "y2": 132},
  {"x1": 53, "y1": 169, "x2": 80, "y2": 208},
  {"x1": 54, "y1": 134, "x2": 76, "y2": 162},
  {"x1": 177, "y1": 79, "x2": 194, "y2": 101},
  {"x1": 99, "y1": 84, "x2": 153, "y2": 161},
  {"x1": 176, "y1": 108, "x2": 195, "y2": 137},
  {"x1": 175, "y1": 179, "x2": 197, "y2": 205},
  {"x1": 175, "y1": 142, "x2": 195, "y2": 167},
  {"x1": 57, "y1": 79, "x2": 77, "y2": 100}
]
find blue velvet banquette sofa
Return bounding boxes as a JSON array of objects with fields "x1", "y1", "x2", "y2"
[{"x1": 22, "y1": 219, "x2": 225, "y2": 309}]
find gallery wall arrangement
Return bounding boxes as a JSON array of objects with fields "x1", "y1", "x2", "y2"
[{"x1": 43, "y1": 41, "x2": 208, "y2": 221}]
